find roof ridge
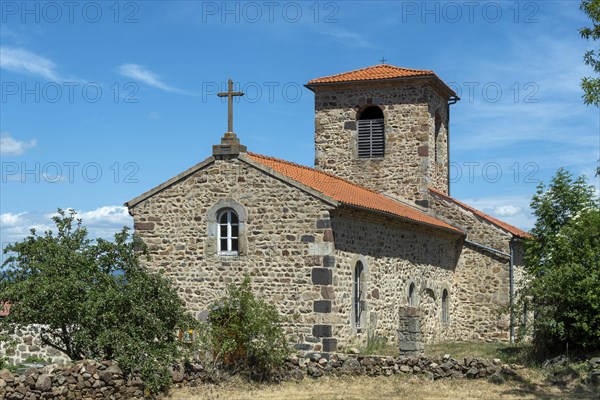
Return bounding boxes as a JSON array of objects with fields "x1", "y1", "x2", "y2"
[
  {"x1": 246, "y1": 152, "x2": 387, "y2": 197},
  {"x1": 379, "y1": 64, "x2": 433, "y2": 73},
  {"x1": 429, "y1": 187, "x2": 531, "y2": 238},
  {"x1": 307, "y1": 64, "x2": 434, "y2": 84}
]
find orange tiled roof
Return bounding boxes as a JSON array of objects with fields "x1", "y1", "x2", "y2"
[
  {"x1": 429, "y1": 188, "x2": 531, "y2": 239},
  {"x1": 307, "y1": 64, "x2": 435, "y2": 84},
  {"x1": 247, "y1": 153, "x2": 463, "y2": 234}
]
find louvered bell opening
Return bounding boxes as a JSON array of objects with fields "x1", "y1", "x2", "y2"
[{"x1": 357, "y1": 118, "x2": 385, "y2": 158}]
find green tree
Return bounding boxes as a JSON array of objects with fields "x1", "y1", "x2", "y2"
[
  {"x1": 0, "y1": 209, "x2": 197, "y2": 392},
  {"x1": 522, "y1": 169, "x2": 600, "y2": 355},
  {"x1": 580, "y1": 0, "x2": 600, "y2": 106}
]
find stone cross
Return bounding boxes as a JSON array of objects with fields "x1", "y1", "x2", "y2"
[{"x1": 217, "y1": 79, "x2": 244, "y2": 134}]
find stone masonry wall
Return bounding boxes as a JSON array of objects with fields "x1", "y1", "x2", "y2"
[
  {"x1": 451, "y1": 247, "x2": 511, "y2": 341},
  {"x1": 312, "y1": 80, "x2": 450, "y2": 205},
  {"x1": 0, "y1": 325, "x2": 71, "y2": 366},
  {"x1": 429, "y1": 192, "x2": 513, "y2": 253},
  {"x1": 129, "y1": 157, "x2": 519, "y2": 354},
  {"x1": 129, "y1": 157, "x2": 336, "y2": 353},
  {"x1": 328, "y1": 208, "x2": 460, "y2": 347},
  {"x1": 429, "y1": 192, "x2": 524, "y2": 341}
]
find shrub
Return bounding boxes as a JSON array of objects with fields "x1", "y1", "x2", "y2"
[{"x1": 206, "y1": 276, "x2": 289, "y2": 380}]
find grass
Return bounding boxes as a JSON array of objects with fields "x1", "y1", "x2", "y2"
[
  {"x1": 425, "y1": 341, "x2": 529, "y2": 365},
  {"x1": 356, "y1": 339, "x2": 530, "y2": 366},
  {"x1": 165, "y1": 342, "x2": 599, "y2": 399},
  {"x1": 166, "y1": 372, "x2": 599, "y2": 400}
]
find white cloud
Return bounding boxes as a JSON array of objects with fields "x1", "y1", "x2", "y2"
[
  {"x1": 0, "y1": 133, "x2": 37, "y2": 155},
  {"x1": 118, "y1": 64, "x2": 187, "y2": 94},
  {"x1": 493, "y1": 205, "x2": 522, "y2": 217},
  {"x1": 147, "y1": 111, "x2": 160, "y2": 120},
  {"x1": 0, "y1": 47, "x2": 60, "y2": 81},
  {"x1": 2, "y1": 206, "x2": 133, "y2": 244},
  {"x1": 0, "y1": 212, "x2": 27, "y2": 227},
  {"x1": 76, "y1": 206, "x2": 131, "y2": 226}
]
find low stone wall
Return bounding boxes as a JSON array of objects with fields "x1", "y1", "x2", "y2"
[
  {"x1": 1, "y1": 325, "x2": 71, "y2": 366},
  {"x1": 282, "y1": 353, "x2": 509, "y2": 380},
  {"x1": 0, "y1": 360, "x2": 142, "y2": 400},
  {"x1": 0, "y1": 354, "x2": 524, "y2": 399}
]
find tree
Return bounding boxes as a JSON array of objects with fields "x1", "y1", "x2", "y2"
[
  {"x1": 580, "y1": 0, "x2": 600, "y2": 106},
  {"x1": 0, "y1": 210, "x2": 197, "y2": 392},
  {"x1": 521, "y1": 169, "x2": 600, "y2": 355}
]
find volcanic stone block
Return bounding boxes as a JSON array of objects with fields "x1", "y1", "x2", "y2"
[
  {"x1": 314, "y1": 300, "x2": 332, "y2": 313},
  {"x1": 322, "y1": 338, "x2": 338, "y2": 352},
  {"x1": 312, "y1": 324, "x2": 332, "y2": 338},
  {"x1": 312, "y1": 268, "x2": 332, "y2": 285}
]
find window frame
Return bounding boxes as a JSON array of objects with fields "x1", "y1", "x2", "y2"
[
  {"x1": 357, "y1": 106, "x2": 385, "y2": 159},
  {"x1": 408, "y1": 282, "x2": 416, "y2": 306},
  {"x1": 441, "y1": 288, "x2": 449, "y2": 324},
  {"x1": 217, "y1": 209, "x2": 239, "y2": 256},
  {"x1": 353, "y1": 260, "x2": 367, "y2": 331}
]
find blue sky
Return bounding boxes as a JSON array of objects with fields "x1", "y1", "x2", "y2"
[{"x1": 1, "y1": 1, "x2": 599, "y2": 251}]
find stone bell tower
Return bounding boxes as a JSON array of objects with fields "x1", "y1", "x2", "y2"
[{"x1": 305, "y1": 64, "x2": 458, "y2": 207}]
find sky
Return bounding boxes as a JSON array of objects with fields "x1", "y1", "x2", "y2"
[{"x1": 1, "y1": 0, "x2": 599, "y2": 255}]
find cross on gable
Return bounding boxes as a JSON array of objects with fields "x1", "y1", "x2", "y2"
[
  {"x1": 217, "y1": 79, "x2": 244, "y2": 134},
  {"x1": 380, "y1": 57, "x2": 387, "y2": 64},
  {"x1": 213, "y1": 79, "x2": 247, "y2": 159}
]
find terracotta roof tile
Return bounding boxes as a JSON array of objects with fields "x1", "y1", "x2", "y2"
[
  {"x1": 247, "y1": 153, "x2": 463, "y2": 234},
  {"x1": 429, "y1": 188, "x2": 531, "y2": 239},
  {"x1": 307, "y1": 64, "x2": 435, "y2": 84}
]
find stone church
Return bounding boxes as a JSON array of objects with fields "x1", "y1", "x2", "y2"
[{"x1": 125, "y1": 64, "x2": 530, "y2": 354}]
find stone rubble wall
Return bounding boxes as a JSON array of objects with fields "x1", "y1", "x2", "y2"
[
  {"x1": 328, "y1": 208, "x2": 459, "y2": 347},
  {"x1": 129, "y1": 157, "x2": 336, "y2": 353},
  {"x1": 0, "y1": 355, "x2": 526, "y2": 399},
  {"x1": 284, "y1": 353, "x2": 514, "y2": 381},
  {"x1": 312, "y1": 80, "x2": 450, "y2": 205},
  {"x1": 429, "y1": 192, "x2": 526, "y2": 341},
  {"x1": 1, "y1": 325, "x2": 71, "y2": 367},
  {"x1": 0, "y1": 360, "x2": 142, "y2": 400}
]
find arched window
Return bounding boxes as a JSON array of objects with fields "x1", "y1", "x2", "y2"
[
  {"x1": 357, "y1": 106, "x2": 385, "y2": 158},
  {"x1": 217, "y1": 209, "x2": 239, "y2": 255},
  {"x1": 353, "y1": 261, "x2": 365, "y2": 328},
  {"x1": 408, "y1": 282, "x2": 416, "y2": 306},
  {"x1": 441, "y1": 289, "x2": 449, "y2": 324}
]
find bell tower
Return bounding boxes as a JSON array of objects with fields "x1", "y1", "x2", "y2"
[{"x1": 305, "y1": 64, "x2": 458, "y2": 207}]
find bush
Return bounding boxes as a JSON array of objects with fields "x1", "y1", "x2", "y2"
[{"x1": 205, "y1": 276, "x2": 289, "y2": 380}]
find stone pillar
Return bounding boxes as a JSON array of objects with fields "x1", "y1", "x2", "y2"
[{"x1": 398, "y1": 306, "x2": 424, "y2": 356}]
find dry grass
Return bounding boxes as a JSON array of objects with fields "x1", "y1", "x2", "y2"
[
  {"x1": 166, "y1": 371, "x2": 599, "y2": 400},
  {"x1": 165, "y1": 343, "x2": 598, "y2": 399}
]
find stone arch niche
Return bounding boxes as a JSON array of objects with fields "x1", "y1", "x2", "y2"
[{"x1": 420, "y1": 287, "x2": 438, "y2": 343}]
